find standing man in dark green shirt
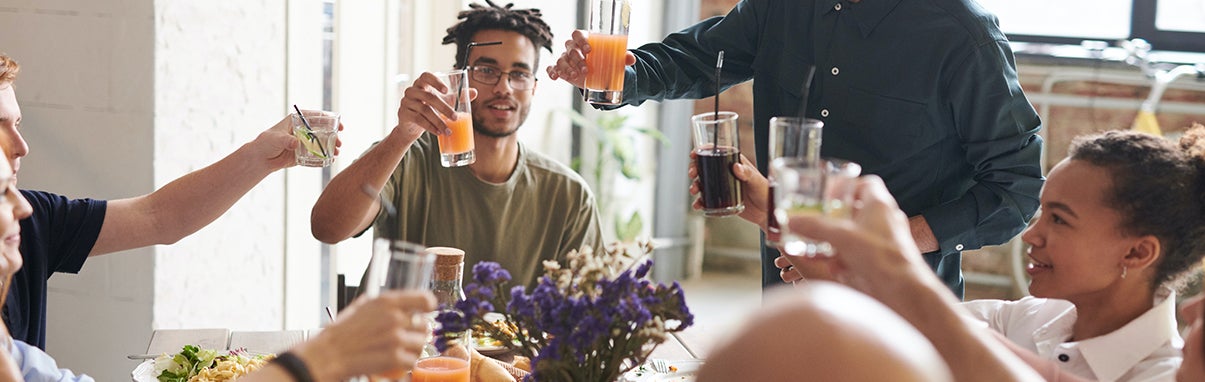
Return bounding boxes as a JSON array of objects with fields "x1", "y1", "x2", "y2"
[{"x1": 548, "y1": 0, "x2": 1044, "y2": 298}]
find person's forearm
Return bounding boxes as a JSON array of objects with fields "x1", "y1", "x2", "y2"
[
  {"x1": 873, "y1": 268, "x2": 1043, "y2": 382},
  {"x1": 908, "y1": 215, "x2": 939, "y2": 253},
  {"x1": 311, "y1": 128, "x2": 413, "y2": 243},
  {"x1": 90, "y1": 141, "x2": 278, "y2": 255}
]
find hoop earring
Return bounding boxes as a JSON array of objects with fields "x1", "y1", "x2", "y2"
[{"x1": 1121, "y1": 266, "x2": 1128, "y2": 279}]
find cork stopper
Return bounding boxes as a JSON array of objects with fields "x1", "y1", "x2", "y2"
[{"x1": 429, "y1": 247, "x2": 465, "y2": 281}]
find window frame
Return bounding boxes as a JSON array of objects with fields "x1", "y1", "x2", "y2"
[{"x1": 1002, "y1": 0, "x2": 1205, "y2": 53}]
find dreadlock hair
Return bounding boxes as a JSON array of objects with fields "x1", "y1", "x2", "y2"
[{"x1": 442, "y1": 0, "x2": 554, "y2": 69}]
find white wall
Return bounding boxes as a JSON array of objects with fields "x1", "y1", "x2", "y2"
[
  {"x1": 150, "y1": 0, "x2": 288, "y2": 330},
  {"x1": 0, "y1": 1, "x2": 157, "y2": 380},
  {"x1": 0, "y1": 1, "x2": 324, "y2": 381}
]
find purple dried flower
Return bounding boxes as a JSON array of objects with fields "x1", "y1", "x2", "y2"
[{"x1": 435, "y1": 243, "x2": 692, "y2": 382}]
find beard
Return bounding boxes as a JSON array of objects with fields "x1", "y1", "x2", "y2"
[{"x1": 471, "y1": 96, "x2": 529, "y2": 138}]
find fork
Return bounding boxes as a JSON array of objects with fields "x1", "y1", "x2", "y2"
[{"x1": 649, "y1": 358, "x2": 670, "y2": 374}]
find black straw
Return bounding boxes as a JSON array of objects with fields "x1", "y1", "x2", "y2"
[
  {"x1": 712, "y1": 50, "x2": 725, "y2": 155},
  {"x1": 796, "y1": 65, "x2": 817, "y2": 120},
  {"x1": 293, "y1": 104, "x2": 327, "y2": 157},
  {"x1": 457, "y1": 41, "x2": 503, "y2": 112}
]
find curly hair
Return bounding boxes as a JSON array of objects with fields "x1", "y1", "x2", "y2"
[
  {"x1": 1067, "y1": 124, "x2": 1205, "y2": 290},
  {"x1": 442, "y1": 0, "x2": 554, "y2": 69},
  {"x1": 0, "y1": 54, "x2": 18, "y2": 85}
]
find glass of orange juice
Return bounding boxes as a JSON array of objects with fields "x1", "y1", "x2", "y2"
[
  {"x1": 436, "y1": 70, "x2": 475, "y2": 167},
  {"x1": 584, "y1": 0, "x2": 631, "y2": 105}
]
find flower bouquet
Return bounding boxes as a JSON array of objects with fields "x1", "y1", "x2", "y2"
[{"x1": 435, "y1": 242, "x2": 694, "y2": 381}]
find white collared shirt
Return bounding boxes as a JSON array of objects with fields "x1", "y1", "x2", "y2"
[{"x1": 961, "y1": 288, "x2": 1183, "y2": 382}]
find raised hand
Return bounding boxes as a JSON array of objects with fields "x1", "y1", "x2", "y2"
[
  {"x1": 290, "y1": 290, "x2": 436, "y2": 381},
  {"x1": 546, "y1": 30, "x2": 636, "y2": 89},
  {"x1": 395, "y1": 72, "x2": 478, "y2": 141},
  {"x1": 260, "y1": 110, "x2": 344, "y2": 170}
]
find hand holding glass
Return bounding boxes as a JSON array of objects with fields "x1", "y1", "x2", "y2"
[
  {"x1": 291, "y1": 112, "x2": 340, "y2": 167},
  {"x1": 583, "y1": 0, "x2": 631, "y2": 105},
  {"x1": 364, "y1": 239, "x2": 471, "y2": 382}
]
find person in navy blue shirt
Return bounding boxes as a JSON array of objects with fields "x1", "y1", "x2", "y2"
[
  {"x1": 0, "y1": 53, "x2": 335, "y2": 348},
  {"x1": 548, "y1": 0, "x2": 1043, "y2": 298}
]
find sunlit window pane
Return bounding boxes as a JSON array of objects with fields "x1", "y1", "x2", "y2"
[
  {"x1": 1157, "y1": 0, "x2": 1205, "y2": 33},
  {"x1": 977, "y1": 0, "x2": 1131, "y2": 39}
]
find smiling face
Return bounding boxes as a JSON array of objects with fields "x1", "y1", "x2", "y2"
[
  {"x1": 1021, "y1": 159, "x2": 1141, "y2": 301},
  {"x1": 0, "y1": 146, "x2": 31, "y2": 280},
  {"x1": 465, "y1": 29, "x2": 539, "y2": 139}
]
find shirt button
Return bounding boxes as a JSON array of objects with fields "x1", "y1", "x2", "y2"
[
  {"x1": 831, "y1": 67, "x2": 840, "y2": 76},
  {"x1": 955, "y1": 244, "x2": 964, "y2": 251},
  {"x1": 1058, "y1": 354, "x2": 1070, "y2": 362},
  {"x1": 834, "y1": 3, "x2": 842, "y2": 11},
  {"x1": 820, "y1": 109, "x2": 830, "y2": 117}
]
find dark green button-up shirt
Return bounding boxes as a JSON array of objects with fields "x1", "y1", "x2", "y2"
[{"x1": 612, "y1": 0, "x2": 1044, "y2": 295}]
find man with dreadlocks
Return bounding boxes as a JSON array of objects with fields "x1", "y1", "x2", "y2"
[{"x1": 313, "y1": 1, "x2": 602, "y2": 289}]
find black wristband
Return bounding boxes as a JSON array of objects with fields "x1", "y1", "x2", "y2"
[{"x1": 270, "y1": 351, "x2": 315, "y2": 382}]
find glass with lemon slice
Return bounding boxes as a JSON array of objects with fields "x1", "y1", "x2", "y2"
[
  {"x1": 772, "y1": 157, "x2": 861, "y2": 257},
  {"x1": 291, "y1": 112, "x2": 340, "y2": 167}
]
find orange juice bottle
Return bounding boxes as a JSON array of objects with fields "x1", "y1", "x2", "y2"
[
  {"x1": 411, "y1": 356, "x2": 470, "y2": 382},
  {"x1": 585, "y1": 33, "x2": 628, "y2": 93}
]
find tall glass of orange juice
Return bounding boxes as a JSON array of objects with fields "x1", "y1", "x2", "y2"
[
  {"x1": 584, "y1": 0, "x2": 631, "y2": 105},
  {"x1": 436, "y1": 70, "x2": 475, "y2": 167}
]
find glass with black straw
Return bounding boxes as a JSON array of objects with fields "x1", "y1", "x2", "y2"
[
  {"x1": 691, "y1": 50, "x2": 744, "y2": 217},
  {"x1": 765, "y1": 65, "x2": 818, "y2": 245}
]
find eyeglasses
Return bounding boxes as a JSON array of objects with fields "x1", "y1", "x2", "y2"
[{"x1": 468, "y1": 66, "x2": 536, "y2": 90}]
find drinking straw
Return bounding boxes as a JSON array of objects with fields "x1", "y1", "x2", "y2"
[
  {"x1": 292, "y1": 104, "x2": 328, "y2": 157},
  {"x1": 712, "y1": 50, "x2": 725, "y2": 154},
  {"x1": 456, "y1": 41, "x2": 503, "y2": 112},
  {"x1": 797, "y1": 65, "x2": 817, "y2": 120}
]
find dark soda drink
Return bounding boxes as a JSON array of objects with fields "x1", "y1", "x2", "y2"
[
  {"x1": 766, "y1": 181, "x2": 780, "y2": 243},
  {"x1": 696, "y1": 146, "x2": 744, "y2": 216}
]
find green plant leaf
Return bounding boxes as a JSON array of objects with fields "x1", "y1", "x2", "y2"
[{"x1": 615, "y1": 211, "x2": 644, "y2": 242}]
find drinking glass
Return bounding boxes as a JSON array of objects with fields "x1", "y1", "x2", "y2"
[
  {"x1": 291, "y1": 112, "x2": 340, "y2": 167},
  {"x1": 765, "y1": 117, "x2": 823, "y2": 245},
  {"x1": 363, "y1": 239, "x2": 472, "y2": 382},
  {"x1": 773, "y1": 158, "x2": 861, "y2": 257},
  {"x1": 691, "y1": 111, "x2": 744, "y2": 217},
  {"x1": 436, "y1": 70, "x2": 475, "y2": 167},
  {"x1": 584, "y1": 0, "x2": 631, "y2": 105}
]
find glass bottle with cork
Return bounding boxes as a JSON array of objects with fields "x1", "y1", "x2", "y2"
[
  {"x1": 415, "y1": 246, "x2": 473, "y2": 379},
  {"x1": 430, "y1": 247, "x2": 467, "y2": 307}
]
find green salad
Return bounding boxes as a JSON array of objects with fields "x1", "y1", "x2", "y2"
[{"x1": 153, "y1": 345, "x2": 218, "y2": 382}]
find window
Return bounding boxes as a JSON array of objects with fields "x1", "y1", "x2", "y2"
[{"x1": 977, "y1": 0, "x2": 1205, "y2": 53}]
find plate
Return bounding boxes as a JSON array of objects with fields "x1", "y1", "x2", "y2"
[
  {"x1": 131, "y1": 359, "x2": 156, "y2": 382},
  {"x1": 475, "y1": 344, "x2": 511, "y2": 357},
  {"x1": 619, "y1": 359, "x2": 703, "y2": 382}
]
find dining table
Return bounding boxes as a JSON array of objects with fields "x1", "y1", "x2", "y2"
[{"x1": 133, "y1": 323, "x2": 708, "y2": 381}]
